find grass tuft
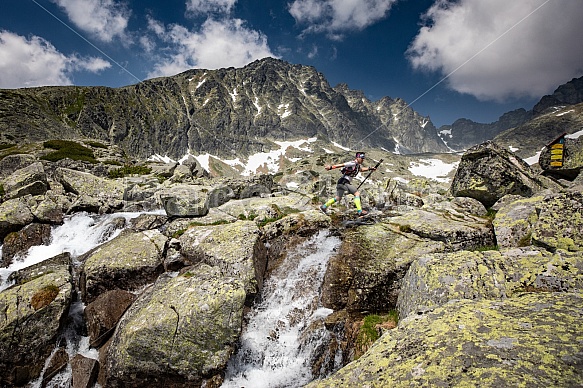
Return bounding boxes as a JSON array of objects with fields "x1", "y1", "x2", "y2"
[{"x1": 41, "y1": 140, "x2": 97, "y2": 163}]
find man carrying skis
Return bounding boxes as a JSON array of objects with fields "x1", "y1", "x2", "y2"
[{"x1": 320, "y1": 152, "x2": 376, "y2": 217}]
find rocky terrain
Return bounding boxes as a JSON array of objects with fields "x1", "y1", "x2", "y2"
[
  {"x1": 0, "y1": 137, "x2": 582, "y2": 387},
  {"x1": 1, "y1": 59, "x2": 583, "y2": 388}
]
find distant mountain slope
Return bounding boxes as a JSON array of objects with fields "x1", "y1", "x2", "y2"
[
  {"x1": 0, "y1": 58, "x2": 448, "y2": 160},
  {"x1": 493, "y1": 102, "x2": 583, "y2": 159},
  {"x1": 438, "y1": 109, "x2": 532, "y2": 151},
  {"x1": 438, "y1": 75, "x2": 583, "y2": 154}
]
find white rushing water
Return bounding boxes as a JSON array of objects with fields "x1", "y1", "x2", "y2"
[
  {"x1": 222, "y1": 230, "x2": 342, "y2": 388},
  {"x1": 0, "y1": 211, "x2": 160, "y2": 291},
  {"x1": 0, "y1": 210, "x2": 161, "y2": 388}
]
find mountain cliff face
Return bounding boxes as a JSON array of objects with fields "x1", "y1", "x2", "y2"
[
  {"x1": 0, "y1": 58, "x2": 448, "y2": 160},
  {"x1": 533, "y1": 76, "x2": 583, "y2": 116},
  {"x1": 438, "y1": 109, "x2": 532, "y2": 151}
]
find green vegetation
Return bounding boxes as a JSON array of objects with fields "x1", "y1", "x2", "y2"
[
  {"x1": 0, "y1": 143, "x2": 15, "y2": 150},
  {"x1": 485, "y1": 208, "x2": 498, "y2": 221},
  {"x1": 108, "y1": 164, "x2": 152, "y2": 178},
  {"x1": 41, "y1": 140, "x2": 97, "y2": 163},
  {"x1": 30, "y1": 284, "x2": 60, "y2": 310},
  {"x1": 474, "y1": 245, "x2": 499, "y2": 252},
  {"x1": 86, "y1": 140, "x2": 108, "y2": 149},
  {"x1": 103, "y1": 160, "x2": 123, "y2": 166},
  {"x1": 355, "y1": 311, "x2": 399, "y2": 359},
  {"x1": 517, "y1": 232, "x2": 532, "y2": 247},
  {"x1": 0, "y1": 183, "x2": 4, "y2": 197},
  {"x1": 398, "y1": 224, "x2": 412, "y2": 233}
]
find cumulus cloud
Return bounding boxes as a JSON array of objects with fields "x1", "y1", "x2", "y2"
[
  {"x1": 186, "y1": 0, "x2": 237, "y2": 16},
  {"x1": 407, "y1": 0, "x2": 583, "y2": 101},
  {"x1": 288, "y1": 0, "x2": 398, "y2": 38},
  {"x1": 0, "y1": 30, "x2": 110, "y2": 88},
  {"x1": 51, "y1": 0, "x2": 130, "y2": 42},
  {"x1": 147, "y1": 18, "x2": 275, "y2": 78}
]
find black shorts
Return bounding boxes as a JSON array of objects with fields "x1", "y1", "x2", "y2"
[{"x1": 336, "y1": 178, "x2": 357, "y2": 198}]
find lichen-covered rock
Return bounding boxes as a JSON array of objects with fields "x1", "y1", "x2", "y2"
[
  {"x1": 261, "y1": 209, "x2": 330, "y2": 240},
  {"x1": 0, "y1": 197, "x2": 34, "y2": 241},
  {"x1": 54, "y1": 167, "x2": 124, "y2": 212},
  {"x1": 122, "y1": 176, "x2": 163, "y2": 211},
  {"x1": 179, "y1": 220, "x2": 266, "y2": 299},
  {"x1": 321, "y1": 222, "x2": 445, "y2": 312},
  {"x1": 397, "y1": 247, "x2": 583, "y2": 318},
  {"x1": 80, "y1": 229, "x2": 167, "y2": 303},
  {"x1": 215, "y1": 194, "x2": 312, "y2": 223},
  {"x1": 0, "y1": 154, "x2": 36, "y2": 179},
  {"x1": 0, "y1": 256, "x2": 73, "y2": 386},
  {"x1": 105, "y1": 267, "x2": 246, "y2": 387},
  {"x1": 532, "y1": 191, "x2": 583, "y2": 251},
  {"x1": 450, "y1": 141, "x2": 557, "y2": 207},
  {"x1": 147, "y1": 161, "x2": 178, "y2": 178},
  {"x1": 2, "y1": 162, "x2": 48, "y2": 200},
  {"x1": 307, "y1": 292, "x2": 583, "y2": 388},
  {"x1": 388, "y1": 208, "x2": 495, "y2": 251},
  {"x1": 30, "y1": 191, "x2": 71, "y2": 224},
  {"x1": 493, "y1": 194, "x2": 544, "y2": 248},
  {"x1": 158, "y1": 184, "x2": 210, "y2": 217}
]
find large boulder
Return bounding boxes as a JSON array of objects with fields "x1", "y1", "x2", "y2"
[
  {"x1": 306, "y1": 292, "x2": 583, "y2": 388},
  {"x1": 79, "y1": 229, "x2": 167, "y2": 303},
  {"x1": 104, "y1": 267, "x2": 246, "y2": 387},
  {"x1": 0, "y1": 197, "x2": 35, "y2": 241},
  {"x1": 0, "y1": 254, "x2": 73, "y2": 386},
  {"x1": 84, "y1": 289, "x2": 137, "y2": 348},
  {"x1": 0, "y1": 154, "x2": 36, "y2": 179},
  {"x1": 30, "y1": 191, "x2": 71, "y2": 224},
  {"x1": 396, "y1": 247, "x2": 583, "y2": 319},
  {"x1": 54, "y1": 167, "x2": 124, "y2": 212},
  {"x1": 2, "y1": 162, "x2": 49, "y2": 200},
  {"x1": 178, "y1": 220, "x2": 267, "y2": 299},
  {"x1": 493, "y1": 194, "x2": 545, "y2": 248},
  {"x1": 122, "y1": 176, "x2": 162, "y2": 212},
  {"x1": 71, "y1": 354, "x2": 100, "y2": 388},
  {"x1": 389, "y1": 208, "x2": 496, "y2": 251},
  {"x1": 450, "y1": 141, "x2": 557, "y2": 208},
  {"x1": 157, "y1": 184, "x2": 211, "y2": 217},
  {"x1": 321, "y1": 221, "x2": 445, "y2": 312},
  {"x1": 531, "y1": 191, "x2": 583, "y2": 251}
]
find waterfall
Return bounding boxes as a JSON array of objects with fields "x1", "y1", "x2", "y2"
[
  {"x1": 0, "y1": 211, "x2": 154, "y2": 291},
  {"x1": 222, "y1": 230, "x2": 342, "y2": 388},
  {"x1": 0, "y1": 211, "x2": 161, "y2": 387}
]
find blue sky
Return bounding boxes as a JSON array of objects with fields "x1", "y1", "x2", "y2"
[{"x1": 1, "y1": 0, "x2": 582, "y2": 127}]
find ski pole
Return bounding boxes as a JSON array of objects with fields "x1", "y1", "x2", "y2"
[{"x1": 357, "y1": 159, "x2": 383, "y2": 191}]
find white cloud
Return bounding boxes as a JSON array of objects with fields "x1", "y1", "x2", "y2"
[
  {"x1": 0, "y1": 30, "x2": 110, "y2": 88},
  {"x1": 147, "y1": 18, "x2": 275, "y2": 78},
  {"x1": 407, "y1": 0, "x2": 583, "y2": 101},
  {"x1": 73, "y1": 56, "x2": 111, "y2": 72},
  {"x1": 186, "y1": 0, "x2": 238, "y2": 15},
  {"x1": 288, "y1": 0, "x2": 398, "y2": 37},
  {"x1": 51, "y1": 0, "x2": 130, "y2": 42}
]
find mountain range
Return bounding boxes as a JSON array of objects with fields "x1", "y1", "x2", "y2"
[{"x1": 1, "y1": 57, "x2": 582, "y2": 162}]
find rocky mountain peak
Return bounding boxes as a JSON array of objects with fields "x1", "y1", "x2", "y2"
[{"x1": 0, "y1": 58, "x2": 449, "y2": 161}]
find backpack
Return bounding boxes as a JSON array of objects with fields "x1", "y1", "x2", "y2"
[{"x1": 341, "y1": 163, "x2": 360, "y2": 177}]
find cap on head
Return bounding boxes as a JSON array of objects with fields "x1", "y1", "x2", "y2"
[{"x1": 355, "y1": 152, "x2": 365, "y2": 159}]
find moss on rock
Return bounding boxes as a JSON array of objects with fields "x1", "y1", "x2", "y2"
[{"x1": 307, "y1": 292, "x2": 583, "y2": 388}]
